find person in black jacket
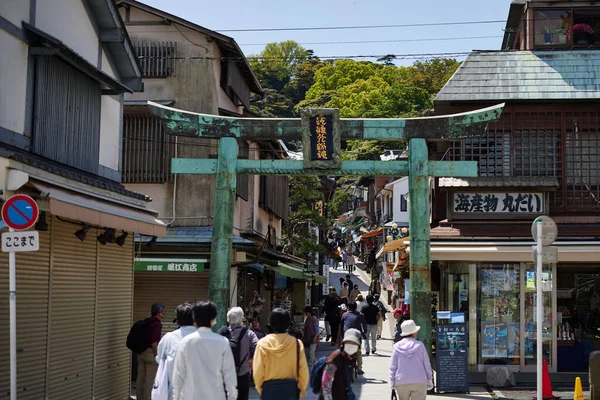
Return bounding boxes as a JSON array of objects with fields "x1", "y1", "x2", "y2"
[{"x1": 323, "y1": 286, "x2": 341, "y2": 345}]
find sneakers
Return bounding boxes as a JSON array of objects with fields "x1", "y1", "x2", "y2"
[
  {"x1": 376, "y1": 335, "x2": 381, "y2": 340},
  {"x1": 357, "y1": 369, "x2": 364, "y2": 375},
  {"x1": 372, "y1": 350, "x2": 377, "y2": 355},
  {"x1": 326, "y1": 335, "x2": 331, "y2": 342},
  {"x1": 364, "y1": 352, "x2": 369, "y2": 357}
]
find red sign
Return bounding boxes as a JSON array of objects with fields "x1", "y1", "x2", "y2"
[{"x1": 1, "y1": 195, "x2": 39, "y2": 231}]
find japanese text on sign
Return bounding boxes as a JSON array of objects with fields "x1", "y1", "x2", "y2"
[
  {"x1": 453, "y1": 192, "x2": 543, "y2": 214},
  {"x1": 134, "y1": 260, "x2": 205, "y2": 272},
  {"x1": 310, "y1": 115, "x2": 334, "y2": 161},
  {"x1": 2, "y1": 231, "x2": 39, "y2": 252}
]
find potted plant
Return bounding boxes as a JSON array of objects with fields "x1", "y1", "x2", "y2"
[
  {"x1": 568, "y1": 23, "x2": 596, "y2": 45},
  {"x1": 542, "y1": 23, "x2": 559, "y2": 44},
  {"x1": 558, "y1": 20, "x2": 570, "y2": 44}
]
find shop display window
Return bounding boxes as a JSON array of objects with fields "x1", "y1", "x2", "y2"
[
  {"x1": 477, "y1": 263, "x2": 521, "y2": 366},
  {"x1": 522, "y1": 264, "x2": 553, "y2": 368}
]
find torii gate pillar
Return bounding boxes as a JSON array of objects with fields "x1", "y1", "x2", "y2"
[{"x1": 148, "y1": 102, "x2": 504, "y2": 353}]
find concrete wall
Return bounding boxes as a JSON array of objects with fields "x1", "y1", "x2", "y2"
[
  {"x1": 0, "y1": 32, "x2": 28, "y2": 134},
  {"x1": 0, "y1": 0, "x2": 29, "y2": 27},
  {"x1": 36, "y1": 0, "x2": 99, "y2": 66},
  {"x1": 125, "y1": 183, "x2": 170, "y2": 219}
]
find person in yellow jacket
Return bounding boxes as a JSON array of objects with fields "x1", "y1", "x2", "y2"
[{"x1": 253, "y1": 308, "x2": 310, "y2": 399}]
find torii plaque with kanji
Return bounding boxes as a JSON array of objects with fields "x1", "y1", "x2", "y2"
[{"x1": 148, "y1": 101, "x2": 504, "y2": 353}]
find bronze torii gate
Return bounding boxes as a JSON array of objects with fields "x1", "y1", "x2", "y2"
[{"x1": 148, "y1": 102, "x2": 504, "y2": 352}]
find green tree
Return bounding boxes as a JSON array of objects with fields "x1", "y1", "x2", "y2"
[
  {"x1": 283, "y1": 176, "x2": 328, "y2": 269},
  {"x1": 248, "y1": 41, "x2": 309, "y2": 92}
]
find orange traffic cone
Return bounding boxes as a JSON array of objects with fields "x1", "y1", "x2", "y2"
[
  {"x1": 573, "y1": 377, "x2": 583, "y2": 400},
  {"x1": 534, "y1": 360, "x2": 559, "y2": 400}
]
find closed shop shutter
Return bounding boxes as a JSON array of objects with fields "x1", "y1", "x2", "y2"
[
  {"x1": 0, "y1": 220, "x2": 52, "y2": 400},
  {"x1": 93, "y1": 235, "x2": 134, "y2": 399},
  {"x1": 134, "y1": 272, "x2": 209, "y2": 333},
  {"x1": 47, "y1": 217, "x2": 97, "y2": 399}
]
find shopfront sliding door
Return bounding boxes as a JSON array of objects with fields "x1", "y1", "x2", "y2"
[{"x1": 447, "y1": 262, "x2": 557, "y2": 372}]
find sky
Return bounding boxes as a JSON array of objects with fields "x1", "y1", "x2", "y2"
[{"x1": 140, "y1": 0, "x2": 513, "y2": 66}]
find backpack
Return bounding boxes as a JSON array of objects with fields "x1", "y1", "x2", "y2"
[
  {"x1": 310, "y1": 355, "x2": 328, "y2": 394},
  {"x1": 229, "y1": 328, "x2": 248, "y2": 374},
  {"x1": 126, "y1": 319, "x2": 154, "y2": 353}
]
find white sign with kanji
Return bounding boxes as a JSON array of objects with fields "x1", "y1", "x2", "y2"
[{"x1": 2, "y1": 231, "x2": 39, "y2": 252}]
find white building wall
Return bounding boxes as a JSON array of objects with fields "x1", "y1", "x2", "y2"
[
  {"x1": 0, "y1": 0, "x2": 30, "y2": 26},
  {"x1": 125, "y1": 183, "x2": 169, "y2": 218},
  {"x1": 392, "y1": 178, "x2": 409, "y2": 225},
  {"x1": 36, "y1": 0, "x2": 99, "y2": 66},
  {"x1": 0, "y1": 32, "x2": 28, "y2": 134},
  {"x1": 101, "y1": 50, "x2": 116, "y2": 79},
  {"x1": 99, "y1": 96, "x2": 122, "y2": 170}
]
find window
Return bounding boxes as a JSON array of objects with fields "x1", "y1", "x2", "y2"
[
  {"x1": 236, "y1": 141, "x2": 249, "y2": 200},
  {"x1": 33, "y1": 56, "x2": 101, "y2": 174},
  {"x1": 259, "y1": 175, "x2": 290, "y2": 221},
  {"x1": 220, "y1": 59, "x2": 251, "y2": 109},
  {"x1": 122, "y1": 112, "x2": 174, "y2": 183},
  {"x1": 400, "y1": 194, "x2": 407, "y2": 212},
  {"x1": 513, "y1": 111, "x2": 561, "y2": 178},
  {"x1": 134, "y1": 41, "x2": 176, "y2": 78},
  {"x1": 533, "y1": 10, "x2": 571, "y2": 47}
]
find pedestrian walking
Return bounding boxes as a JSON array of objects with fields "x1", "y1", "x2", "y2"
[
  {"x1": 227, "y1": 307, "x2": 259, "y2": 400},
  {"x1": 392, "y1": 308, "x2": 406, "y2": 343},
  {"x1": 253, "y1": 308, "x2": 310, "y2": 399},
  {"x1": 361, "y1": 295, "x2": 380, "y2": 355},
  {"x1": 136, "y1": 302, "x2": 165, "y2": 400},
  {"x1": 318, "y1": 328, "x2": 360, "y2": 400},
  {"x1": 339, "y1": 282, "x2": 349, "y2": 302},
  {"x1": 303, "y1": 306, "x2": 320, "y2": 370},
  {"x1": 341, "y1": 249, "x2": 348, "y2": 270},
  {"x1": 389, "y1": 320, "x2": 433, "y2": 400},
  {"x1": 369, "y1": 277, "x2": 382, "y2": 296},
  {"x1": 355, "y1": 294, "x2": 365, "y2": 312},
  {"x1": 348, "y1": 285, "x2": 361, "y2": 303},
  {"x1": 323, "y1": 287, "x2": 341, "y2": 344},
  {"x1": 346, "y1": 252, "x2": 355, "y2": 272},
  {"x1": 155, "y1": 302, "x2": 196, "y2": 400},
  {"x1": 340, "y1": 302, "x2": 366, "y2": 375},
  {"x1": 171, "y1": 301, "x2": 238, "y2": 400},
  {"x1": 335, "y1": 304, "x2": 348, "y2": 348},
  {"x1": 373, "y1": 294, "x2": 388, "y2": 340}
]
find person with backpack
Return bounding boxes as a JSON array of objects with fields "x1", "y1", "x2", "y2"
[
  {"x1": 171, "y1": 301, "x2": 237, "y2": 400},
  {"x1": 128, "y1": 302, "x2": 164, "y2": 400},
  {"x1": 252, "y1": 308, "x2": 309, "y2": 399},
  {"x1": 313, "y1": 328, "x2": 360, "y2": 400},
  {"x1": 226, "y1": 307, "x2": 258, "y2": 400},
  {"x1": 340, "y1": 303, "x2": 366, "y2": 375},
  {"x1": 155, "y1": 302, "x2": 196, "y2": 400},
  {"x1": 323, "y1": 287, "x2": 341, "y2": 345},
  {"x1": 373, "y1": 294, "x2": 388, "y2": 340},
  {"x1": 361, "y1": 295, "x2": 381, "y2": 355}
]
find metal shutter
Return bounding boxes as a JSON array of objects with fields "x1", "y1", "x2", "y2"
[
  {"x1": 47, "y1": 217, "x2": 97, "y2": 399},
  {"x1": 93, "y1": 235, "x2": 134, "y2": 399},
  {"x1": 0, "y1": 221, "x2": 52, "y2": 400},
  {"x1": 133, "y1": 272, "x2": 209, "y2": 333}
]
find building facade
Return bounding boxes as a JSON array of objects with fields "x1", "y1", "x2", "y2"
[
  {"x1": 432, "y1": 0, "x2": 600, "y2": 375},
  {"x1": 116, "y1": 0, "x2": 310, "y2": 333},
  {"x1": 0, "y1": 0, "x2": 165, "y2": 398}
]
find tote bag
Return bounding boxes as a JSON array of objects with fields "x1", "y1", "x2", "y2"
[{"x1": 151, "y1": 358, "x2": 169, "y2": 400}]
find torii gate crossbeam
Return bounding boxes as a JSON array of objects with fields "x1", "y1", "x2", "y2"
[{"x1": 148, "y1": 102, "x2": 504, "y2": 355}]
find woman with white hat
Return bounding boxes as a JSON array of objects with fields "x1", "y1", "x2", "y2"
[
  {"x1": 389, "y1": 320, "x2": 433, "y2": 400},
  {"x1": 319, "y1": 328, "x2": 360, "y2": 400}
]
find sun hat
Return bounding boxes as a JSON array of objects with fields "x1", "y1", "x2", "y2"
[
  {"x1": 342, "y1": 328, "x2": 361, "y2": 345},
  {"x1": 400, "y1": 319, "x2": 421, "y2": 337}
]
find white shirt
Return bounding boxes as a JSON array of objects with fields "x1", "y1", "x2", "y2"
[
  {"x1": 172, "y1": 327, "x2": 238, "y2": 400},
  {"x1": 156, "y1": 326, "x2": 197, "y2": 400}
]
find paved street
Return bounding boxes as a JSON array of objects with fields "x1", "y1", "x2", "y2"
[{"x1": 250, "y1": 266, "x2": 493, "y2": 400}]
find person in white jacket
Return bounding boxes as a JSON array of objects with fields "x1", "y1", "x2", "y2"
[
  {"x1": 171, "y1": 301, "x2": 237, "y2": 400},
  {"x1": 155, "y1": 302, "x2": 197, "y2": 400}
]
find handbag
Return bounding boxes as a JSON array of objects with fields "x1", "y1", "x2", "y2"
[
  {"x1": 261, "y1": 340, "x2": 301, "y2": 400},
  {"x1": 151, "y1": 357, "x2": 169, "y2": 400}
]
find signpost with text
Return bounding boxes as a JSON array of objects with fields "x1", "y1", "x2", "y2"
[{"x1": 148, "y1": 100, "x2": 504, "y2": 348}]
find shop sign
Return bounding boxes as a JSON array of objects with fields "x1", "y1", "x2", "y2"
[
  {"x1": 435, "y1": 323, "x2": 469, "y2": 393},
  {"x1": 452, "y1": 192, "x2": 544, "y2": 214},
  {"x1": 301, "y1": 109, "x2": 341, "y2": 169},
  {"x1": 134, "y1": 259, "x2": 206, "y2": 272}
]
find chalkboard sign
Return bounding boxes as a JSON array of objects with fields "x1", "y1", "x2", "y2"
[{"x1": 435, "y1": 323, "x2": 469, "y2": 393}]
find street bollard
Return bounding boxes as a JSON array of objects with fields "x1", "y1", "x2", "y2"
[{"x1": 591, "y1": 351, "x2": 600, "y2": 400}]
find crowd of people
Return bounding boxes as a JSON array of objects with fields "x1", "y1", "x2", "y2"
[{"x1": 129, "y1": 274, "x2": 433, "y2": 400}]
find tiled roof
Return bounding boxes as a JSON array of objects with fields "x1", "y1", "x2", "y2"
[
  {"x1": 137, "y1": 226, "x2": 256, "y2": 245},
  {"x1": 435, "y1": 50, "x2": 600, "y2": 102},
  {"x1": 439, "y1": 177, "x2": 559, "y2": 188},
  {"x1": 0, "y1": 145, "x2": 150, "y2": 201}
]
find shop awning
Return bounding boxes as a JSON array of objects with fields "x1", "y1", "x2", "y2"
[
  {"x1": 362, "y1": 227, "x2": 382, "y2": 239},
  {"x1": 278, "y1": 262, "x2": 306, "y2": 279},
  {"x1": 28, "y1": 180, "x2": 166, "y2": 237},
  {"x1": 304, "y1": 273, "x2": 327, "y2": 284},
  {"x1": 246, "y1": 263, "x2": 265, "y2": 273},
  {"x1": 384, "y1": 237, "x2": 410, "y2": 254}
]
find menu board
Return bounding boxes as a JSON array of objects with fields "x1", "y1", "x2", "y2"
[{"x1": 435, "y1": 323, "x2": 469, "y2": 393}]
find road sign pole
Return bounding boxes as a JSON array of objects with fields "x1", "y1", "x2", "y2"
[
  {"x1": 535, "y1": 220, "x2": 543, "y2": 400},
  {"x1": 9, "y1": 227, "x2": 16, "y2": 400}
]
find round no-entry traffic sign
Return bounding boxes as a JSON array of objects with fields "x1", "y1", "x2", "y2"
[{"x1": 1, "y1": 194, "x2": 39, "y2": 231}]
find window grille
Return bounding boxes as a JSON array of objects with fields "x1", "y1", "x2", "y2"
[{"x1": 134, "y1": 41, "x2": 176, "y2": 78}]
